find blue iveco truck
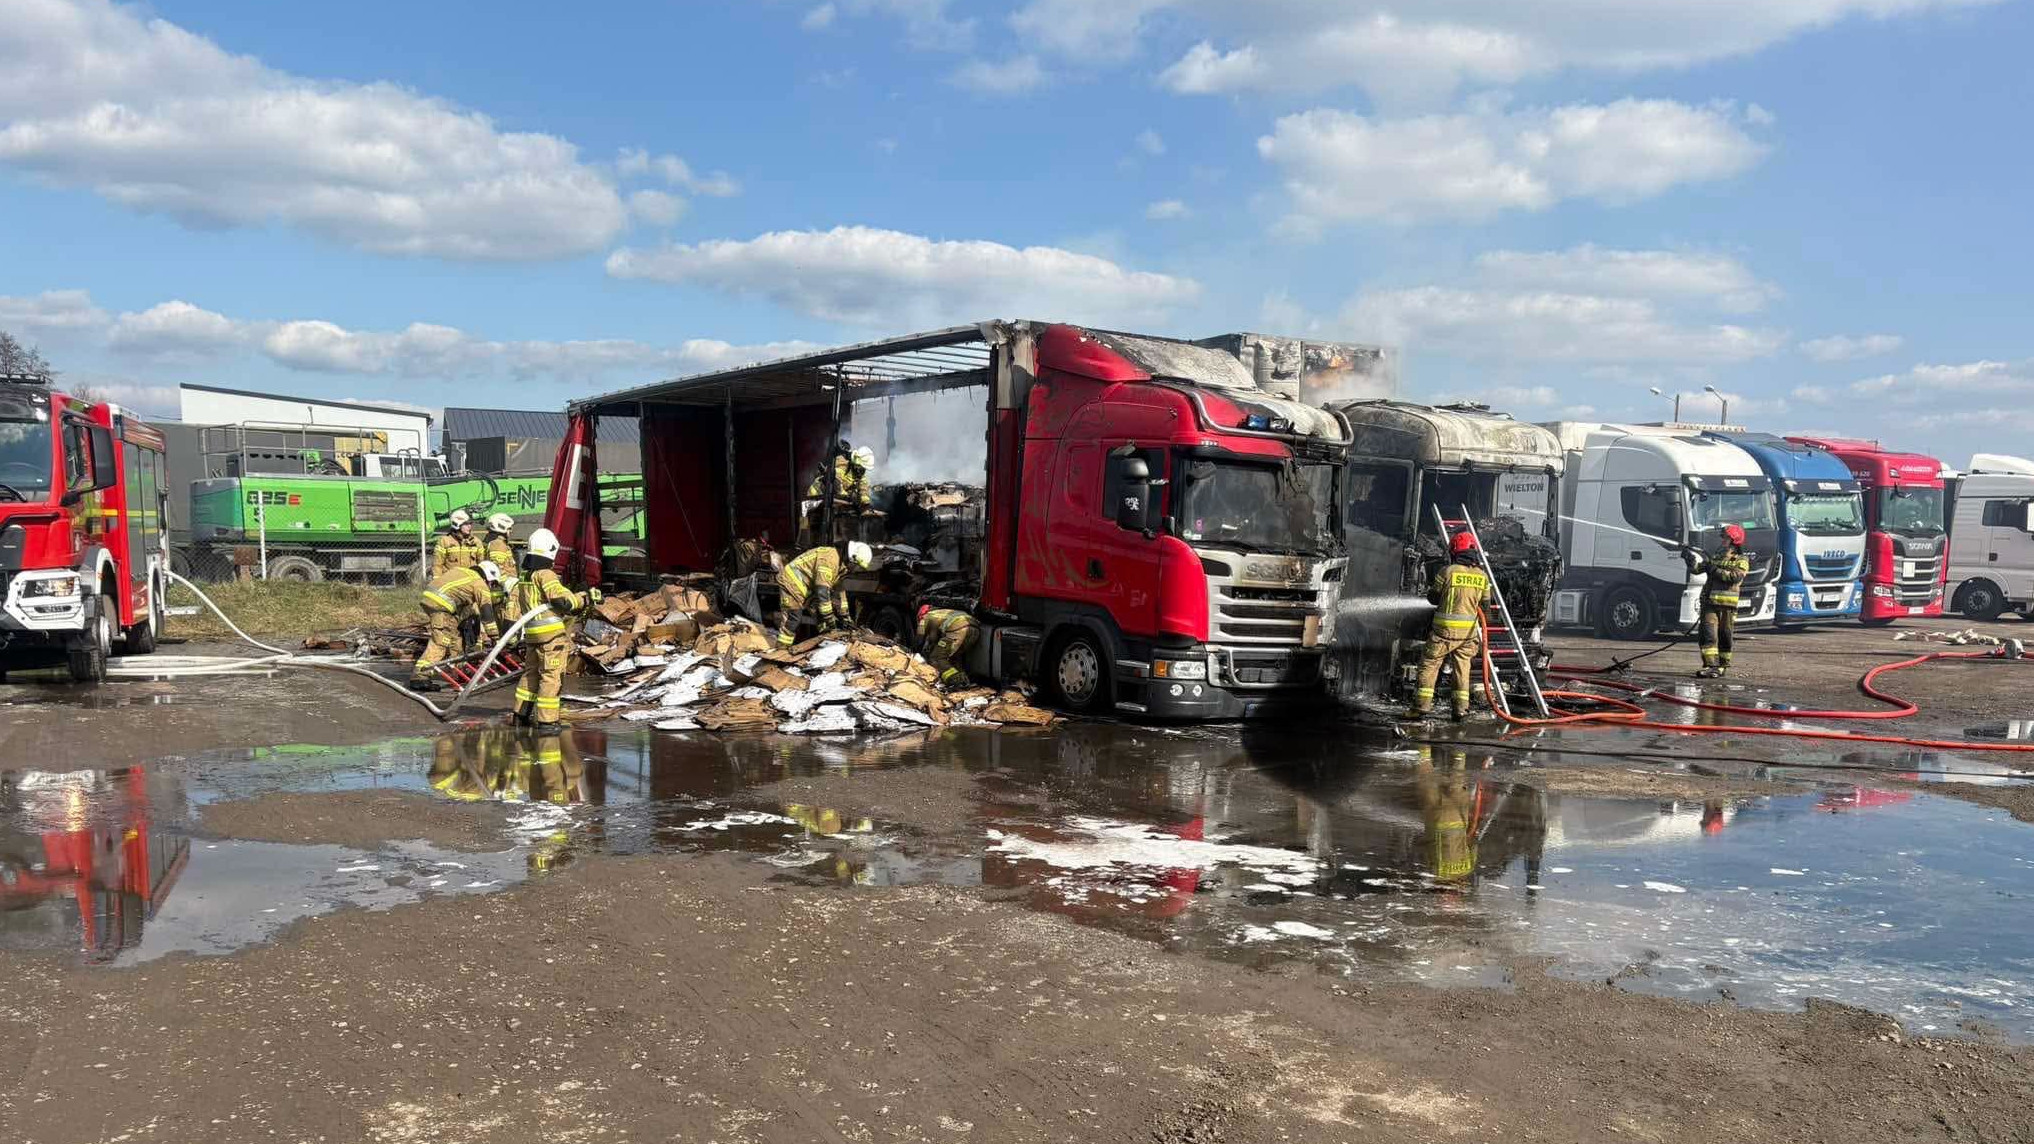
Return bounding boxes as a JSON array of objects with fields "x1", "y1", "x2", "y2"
[{"x1": 1705, "y1": 431, "x2": 1866, "y2": 623}]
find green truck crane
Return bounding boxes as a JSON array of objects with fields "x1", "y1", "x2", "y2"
[{"x1": 180, "y1": 431, "x2": 641, "y2": 582}]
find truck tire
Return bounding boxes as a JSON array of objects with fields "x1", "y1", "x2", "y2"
[
  {"x1": 1956, "y1": 580, "x2": 2005, "y2": 622},
  {"x1": 267, "y1": 554, "x2": 325, "y2": 582},
  {"x1": 68, "y1": 593, "x2": 114, "y2": 683},
  {"x1": 862, "y1": 603, "x2": 910, "y2": 643},
  {"x1": 1593, "y1": 585, "x2": 1655, "y2": 641},
  {"x1": 123, "y1": 578, "x2": 162, "y2": 655},
  {"x1": 1044, "y1": 628, "x2": 1110, "y2": 713}
]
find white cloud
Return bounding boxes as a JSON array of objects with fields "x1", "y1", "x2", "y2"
[
  {"x1": 1074, "y1": 0, "x2": 1999, "y2": 105},
  {"x1": 1436, "y1": 384, "x2": 1563, "y2": 407},
  {"x1": 0, "y1": 288, "x2": 106, "y2": 332},
  {"x1": 0, "y1": 0, "x2": 738, "y2": 260},
  {"x1": 627, "y1": 189, "x2": 686, "y2": 227},
  {"x1": 1471, "y1": 245, "x2": 1779, "y2": 312},
  {"x1": 1259, "y1": 100, "x2": 1770, "y2": 227},
  {"x1": 949, "y1": 55, "x2": 1046, "y2": 95},
  {"x1": 1135, "y1": 129, "x2": 1166, "y2": 157},
  {"x1": 606, "y1": 225, "x2": 1202, "y2": 328},
  {"x1": 801, "y1": 3, "x2": 837, "y2": 31},
  {"x1": 1800, "y1": 333, "x2": 1904, "y2": 361},
  {"x1": 840, "y1": 0, "x2": 975, "y2": 51},
  {"x1": 1348, "y1": 286, "x2": 1784, "y2": 364},
  {"x1": 614, "y1": 149, "x2": 740, "y2": 197},
  {"x1": 108, "y1": 300, "x2": 245, "y2": 358},
  {"x1": 1849, "y1": 359, "x2": 2034, "y2": 403},
  {"x1": 1792, "y1": 384, "x2": 1837, "y2": 403},
  {"x1": 61, "y1": 373, "x2": 179, "y2": 415},
  {"x1": 1145, "y1": 199, "x2": 1191, "y2": 221}
]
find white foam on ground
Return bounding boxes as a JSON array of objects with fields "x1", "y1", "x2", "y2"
[
  {"x1": 984, "y1": 818, "x2": 1319, "y2": 876},
  {"x1": 1643, "y1": 881, "x2": 1687, "y2": 894}
]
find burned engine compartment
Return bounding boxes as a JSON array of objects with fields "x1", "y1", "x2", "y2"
[{"x1": 1406, "y1": 515, "x2": 1562, "y2": 630}]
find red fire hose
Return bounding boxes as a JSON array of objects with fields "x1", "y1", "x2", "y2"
[{"x1": 1477, "y1": 624, "x2": 2034, "y2": 754}]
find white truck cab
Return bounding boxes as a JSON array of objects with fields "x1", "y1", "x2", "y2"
[
  {"x1": 1948, "y1": 453, "x2": 2034, "y2": 620},
  {"x1": 1542, "y1": 422, "x2": 1781, "y2": 640}
]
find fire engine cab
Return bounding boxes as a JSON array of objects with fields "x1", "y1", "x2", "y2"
[{"x1": 0, "y1": 373, "x2": 168, "y2": 682}]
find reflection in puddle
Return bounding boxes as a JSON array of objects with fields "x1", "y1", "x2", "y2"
[{"x1": 6, "y1": 722, "x2": 2034, "y2": 1040}]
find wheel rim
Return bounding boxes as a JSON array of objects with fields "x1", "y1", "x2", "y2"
[
  {"x1": 96, "y1": 609, "x2": 112, "y2": 654},
  {"x1": 1610, "y1": 598, "x2": 1642, "y2": 632},
  {"x1": 1973, "y1": 588, "x2": 1995, "y2": 611},
  {"x1": 1058, "y1": 641, "x2": 1101, "y2": 705}
]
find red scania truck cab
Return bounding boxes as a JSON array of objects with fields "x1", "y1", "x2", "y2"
[
  {"x1": 0, "y1": 373, "x2": 169, "y2": 681},
  {"x1": 1785, "y1": 436, "x2": 1948, "y2": 624},
  {"x1": 543, "y1": 322, "x2": 1364, "y2": 719}
]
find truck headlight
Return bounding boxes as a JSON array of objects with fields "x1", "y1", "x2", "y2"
[
  {"x1": 22, "y1": 575, "x2": 78, "y2": 598},
  {"x1": 1155, "y1": 659, "x2": 1208, "y2": 680},
  {"x1": 1870, "y1": 584, "x2": 1894, "y2": 599}
]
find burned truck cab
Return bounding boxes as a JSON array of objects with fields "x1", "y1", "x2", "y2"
[{"x1": 1322, "y1": 401, "x2": 1563, "y2": 705}]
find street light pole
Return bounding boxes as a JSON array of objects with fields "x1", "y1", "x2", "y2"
[
  {"x1": 1649, "y1": 386, "x2": 1682, "y2": 422},
  {"x1": 1704, "y1": 385, "x2": 1728, "y2": 424}
]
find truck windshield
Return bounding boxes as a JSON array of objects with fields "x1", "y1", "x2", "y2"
[
  {"x1": 1690, "y1": 489, "x2": 1774, "y2": 531},
  {"x1": 1177, "y1": 459, "x2": 1338, "y2": 556},
  {"x1": 0, "y1": 419, "x2": 53, "y2": 501},
  {"x1": 1878, "y1": 486, "x2": 1945, "y2": 535},
  {"x1": 1788, "y1": 492, "x2": 1863, "y2": 536}
]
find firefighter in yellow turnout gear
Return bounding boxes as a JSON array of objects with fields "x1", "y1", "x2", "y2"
[
  {"x1": 807, "y1": 445, "x2": 876, "y2": 513},
  {"x1": 915, "y1": 605, "x2": 980, "y2": 687},
  {"x1": 776, "y1": 541, "x2": 874, "y2": 647},
  {"x1": 483, "y1": 511, "x2": 516, "y2": 567},
  {"x1": 1411, "y1": 531, "x2": 1491, "y2": 721},
  {"x1": 431, "y1": 509, "x2": 487, "y2": 577},
  {"x1": 1686, "y1": 523, "x2": 1752, "y2": 679},
  {"x1": 409, "y1": 561, "x2": 507, "y2": 690},
  {"x1": 506, "y1": 528, "x2": 596, "y2": 727}
]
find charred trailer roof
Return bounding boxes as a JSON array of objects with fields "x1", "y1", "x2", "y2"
[{"x1": 1330, "y1": 400, "x2": 1565, "y2": 471}]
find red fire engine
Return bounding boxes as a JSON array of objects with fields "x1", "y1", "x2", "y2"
[{"x1": 0, "y1": 373, "x2": 169, "y2": 681}]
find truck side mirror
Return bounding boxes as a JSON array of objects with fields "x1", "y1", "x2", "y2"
[
  {"x1": 1113, "y1": 456, "x2": 1152, "y2": 532},
  {"x1": 89, "y1": 425, "x2": 117, "y2": 492},
  {"x1": 2022, "y1": 502, "x2": 2034, "y2": 534}
]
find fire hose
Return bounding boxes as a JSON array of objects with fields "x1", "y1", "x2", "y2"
[
  {"x1": 149, "y1": 570, "x2": 540, "y2": 721},
  {"x1": 1473, "y1": 616, "x2": 2034, "y2": 754}
]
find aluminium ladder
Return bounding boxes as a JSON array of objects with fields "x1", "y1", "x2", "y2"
[{"x1": 1429, "y1": 503, "x2": 1552, "y2": 718}]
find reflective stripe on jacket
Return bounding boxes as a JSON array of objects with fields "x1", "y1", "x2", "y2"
[
  {"x1": 1697, "y1": 549, "x2": 1751, "y2": 608},
  {"x1": 1428, "y1": 562, "x2": 1490, "y2": 637},
  {"x1": 421, "y1": 567, "x2": 490, "y2": 614},
  {"x1": 511, "y1": 569, "x2": 582, "y2": 640},
  {"x1": 784, "y1": 546, "x2": 846, "y2": 590},
  {"x1": 917, "y1": 607, "x2": 976, "y2": 645}
]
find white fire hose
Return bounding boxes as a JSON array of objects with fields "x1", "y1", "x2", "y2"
[{"x1": 140, "y1": 570, "x2": 542, "y2": 721}]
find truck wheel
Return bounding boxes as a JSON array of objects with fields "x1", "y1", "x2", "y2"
[
  {"x1": 1045, "y1": 628, "x2": 1110, "y2": 713},
  {"x1": 862, "y1": 603, "x2": 909, "y2": 643},
  {"x1": 123, "y1": 579, "x2": 162, "y2": 655},
  {"x1": 266, "y1": 554, "x2": 325, "y2": 582},
  {"x1": 1593, "y1": 585, "x2": 1654, "y2": 641},
  {"x1": 1957, "y1": 580, "x2": 2005, "y2": 622},
  {"x1": 68, "y1": 593, "x2": 114, "y2": 683}
]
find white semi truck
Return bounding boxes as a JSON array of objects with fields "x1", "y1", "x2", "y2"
[
  {"x1": 1947, "y1": 453, "x2": 2034, "y2": 620},
  {"x1": 1542, "y1": 423, "x2": 1780, "y2": 640}
]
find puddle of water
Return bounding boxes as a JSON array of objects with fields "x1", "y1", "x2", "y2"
[{"x1": 6, "y1": 722, "x2": 2034, "y2": 1040}]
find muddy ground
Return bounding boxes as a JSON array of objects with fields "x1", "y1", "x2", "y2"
[{"x1": 3, "y1": 617, "x2": 2033, "y2": 1142}]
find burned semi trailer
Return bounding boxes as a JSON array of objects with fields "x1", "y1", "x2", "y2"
[
  {"x1": 544, "y1": 321, "x2": 1367, "y2": 721},
  {"x1": 1322, "y1": 401, "x2": 1563, "y2": 706}
]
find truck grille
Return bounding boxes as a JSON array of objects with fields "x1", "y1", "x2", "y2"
[
  {"x1": 1803, "y1": 555, "x2": 1860, "y2": 581},
  {"x1": 1201, "y1": 550, "x2": 1337, "y2": 647},
  {"x1": 1226, "y1": 651, "x2": 1321, "y2": 686}
]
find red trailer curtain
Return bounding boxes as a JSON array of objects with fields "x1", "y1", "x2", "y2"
[{"x1": 542, "y1": 412, "x2": 603, "y2": 585}]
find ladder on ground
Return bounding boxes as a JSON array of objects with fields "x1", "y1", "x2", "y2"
[
  {"x1": 1430, "y1": 504, "x2": 1551, "y2": 718},
  {"x1": 419, "y1": 647, "x2": 525, "y2": 696}
]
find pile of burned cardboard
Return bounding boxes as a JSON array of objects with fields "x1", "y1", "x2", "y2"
[
  {"x1": 582, "y1": 618, "x2": 1056, "y2": 733},
  {"x1": 570, "y1": 582, "x2": 723, "y2": 674}
]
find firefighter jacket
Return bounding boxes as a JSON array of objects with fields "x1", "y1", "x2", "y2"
[
  {"x1": 806, "y1": 456, "x2": 873, "y2": 509},
  {"x1": 1691, "y1": 547, "x2": 1751, "y2": 609},
  {"x1": 917, "y1": 607, "x2": 977, "y2": 647},
  {"x1": 1427, "y1": 555, "x2": 1491, "y2": 639},
  {"x1": 485, "y1": 534, "x2": 515, "y2": 567},
  {"x1": 507, "y1": 567, "x2": 583, "y2": 643},
  {"x1": 432, "y1": 532, "x2": 487, "y2": 576},
  {"x1": 784, "y1": 545, "x2": 848, "y2": 596},
  {"x1": 420, "y1": 567, "x2": 496, "y2": 617}
]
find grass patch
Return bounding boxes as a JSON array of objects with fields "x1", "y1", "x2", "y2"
[{"x1": 166, "y1": 580, "x2": 418, "y2": 641}]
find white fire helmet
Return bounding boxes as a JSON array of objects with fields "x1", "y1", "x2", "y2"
[
  {"x1": 847, "y1": 540, "x2": 874, "y2": 569},
  {"x1": 486, "y1": 512, "x2": 515, "y2": 534},
  {"x1": 851, "y1": 445, "x2": 875, "y2": 470},
  {"x1": 527, "y1": 528, "x2": 561, "y2": 560},
  {"x1": 477, "y1": 560, "x2": 502, "y2": 584},
  {"x1": 448, "y1": 508, "x2": 471, "y2": 529}
]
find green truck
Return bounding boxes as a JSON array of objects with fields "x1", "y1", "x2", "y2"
[{"x1": 184, "y1": 451, "x2": 642, "y2": 582}]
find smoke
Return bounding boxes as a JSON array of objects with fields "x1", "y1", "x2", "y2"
[{"x1": 851, "y1": 384, "x2": 990, "y2": 485}]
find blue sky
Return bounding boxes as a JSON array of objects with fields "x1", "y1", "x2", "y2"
[{"x1": 3, "y1": 0, "x2": 2031, "y2": 463}]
